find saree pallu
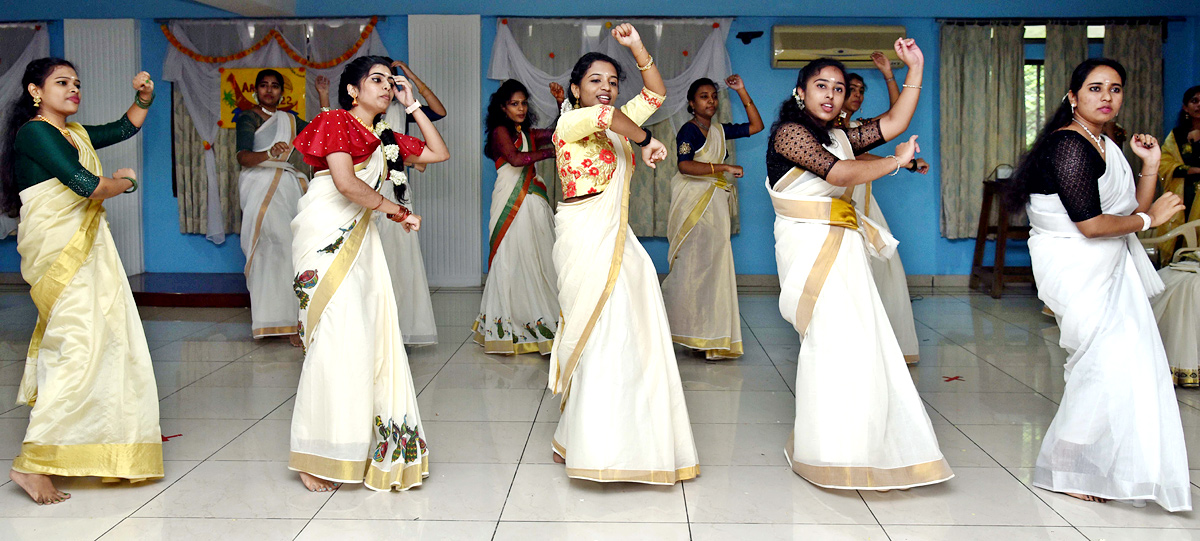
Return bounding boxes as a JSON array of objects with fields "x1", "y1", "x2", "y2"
[
  {"x1": 1029, "y1": 136, "x2": 1190, "y2": 512},
  {"x1": 472, "y1": 132, "x2": 559, "y2": 355},
  {"x1": 769, "y1": 129, "x2": 951, "y2": 490},
  {"x1": 376, "y1": 189, "x2": 437, "y2": 346},
  {"x1": 661, "y1": 123, "x2": 742, "y2": 360},
  {"x1": 239, "y1": 111, "x2": 306, "y2": 338},
  {"x1": 14, "y1": 123, "x2": 162, "y2": 480},
  {"x1": 549, "y1": 128, "x2": 698, "y2": 485},
  {"x1": 851, "y1": 183, "x2": 920, "y2": 363},
  {"x1": 288, "y1": 149, "x2": 428, "y2": 491}
]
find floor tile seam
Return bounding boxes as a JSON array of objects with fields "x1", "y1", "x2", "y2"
[
  {"x1": 190, "y1": 417, "x2": 285, "y2": 463},
  {"x1": 492, "y1": 388, "x2": 549, "y2": 538},
  {"x1": 98, "y1": 458, "x2": 211, "y2": 540},
  {"x1": 996, "y1": 465, "x2": 1081, "y2": 529},
  {"x1": 928, "y1": 423, "x2": 1004, "y2": 468},
  {"x1": 680, "y1": 474, "x2": 694, "y2": 538},
  {"x1": 933, "y1": 333, "x2": 1057, "y2": 400},
  {"x1": 154, "y1": 360, "x2": 238, "y2": 403},
  {"x1": 159, "y1": 318, "x2": 225, "y2": 341},
  {"x1": 412, "y1": 341, "x2": 467, "y2": 397},
  {"x1": 852, "y1": 484, "x2": 892, "y2": 539}
]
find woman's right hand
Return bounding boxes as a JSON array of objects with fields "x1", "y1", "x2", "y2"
[
  {"x1": 114, "y1": 168, "x2": 136, "y2": 183},
  {"x1": 1149, "y1": 192, "x2": 1185, "y2": 227},
  {"x1": 640, "y1": 138, "x2": 668, "y2": 168},
  {"x1": 611, "y1": 23, "x2": 642, "y2": 49},
  {"x1": 401, "y1": 213, "x2": 421, "y2": 232},
  {"x1": 268, "y1": 142, "x2": 289, "y2": 159},
  {"x1": 724, "y1": 164, "x2": 744, "y2": 178},
  {"x1": 870, "y1": 51, "x2": 893, "y2": 76},
  {"x1": 894, "y1": 135, "x2": 920, "y2": 165},
  {"x1": 549, "y1": 82, "x2": 565, "y2": 105}
]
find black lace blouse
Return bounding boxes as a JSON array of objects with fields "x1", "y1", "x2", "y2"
[
  {"x1": 1028, "y1": 130, "x2": 1106, "y2": 222},
  {"x1": 767, "y1": 118, "x2": 884, "y2": 186}
]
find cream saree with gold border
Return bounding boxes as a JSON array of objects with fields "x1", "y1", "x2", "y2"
[
  {"x1": 549, "y1": 125, "x2": 698, "y2": 485},
  {"x1": 851, "y1": 183, "x2": 920, "y2": 363},
  {"x1": 288, "y1": 148, "x2": 428, "y2": 491},
  {"x1": 662, "y1": 123, "x2": 742, "y2": 360},
  {"x1": 239, "y1": 111, "x2": 306, "y2": 339},
  {"x1": 769, "y1": 129, "x2": 951, "y2": 490},
  {"x1": 14, "y1": 123, "x2": 163, "y2": 481}
]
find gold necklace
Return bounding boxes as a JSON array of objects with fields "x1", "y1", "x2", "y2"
[{"x1": 32, "y1": 115, "x2": 72, "y2": 140}]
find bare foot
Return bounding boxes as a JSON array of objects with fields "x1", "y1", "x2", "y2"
[
  {"x1": 552, "y1": 452, "x2": 566, "y2": 464},
  {"x1": 299, "y1": 472, "x2": 339, "y2": 492},
  {"x1": 288, "y1": 334, "x2": 303, "y2": 348},
  {"x1": 1066, "y1": 492, "x2": 1108, "y2": 503},
  {"x1": 10, "y1": 470, "x2": 69, "y2": 505}
]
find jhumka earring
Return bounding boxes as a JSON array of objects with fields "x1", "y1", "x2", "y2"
[
  {"x1": 32, "y1": 95, "x2": 40, "y2": 107},
  {"x1": 351, "y1": 94, "x2": 358, "y2": 107}
]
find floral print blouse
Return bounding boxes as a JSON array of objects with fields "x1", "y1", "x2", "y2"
[{"x1": 552, "y1": 87, "x2": 664, "y2": 198}]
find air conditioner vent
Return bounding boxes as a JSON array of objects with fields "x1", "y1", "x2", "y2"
[{"x1": 772, "y1": 25, "x2": 907, "y2": 69}]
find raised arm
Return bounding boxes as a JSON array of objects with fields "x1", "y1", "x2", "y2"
[
  {"x1": 613, "y1": 24, "x2": 664, "y2": 97},
  {"x1": 726, "y1": 75, "x2": 763, "y2": 135},
  {"x1": 394, "y1": 60, "x2": 447, "y2": 118},
  {"x1": 875, "y1": 39, "x2": 923, "y2": 141},
  {"x1": 871, "y1": 51, "x2": 901, "y2": 106},
  {"x1": 491, "y1": 126, "x2": 555, "y2": 166},
  {"x1": 394, "y1": 76, "x2": 449, "y2": 164}
]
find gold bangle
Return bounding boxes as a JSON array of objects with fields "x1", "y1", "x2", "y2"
[
  {"x1": 709, "y1": 163, "x2": 715, "y2": 176},
  {"x1": 637, "y1": 56, "x2": 655, "y2": 71}
]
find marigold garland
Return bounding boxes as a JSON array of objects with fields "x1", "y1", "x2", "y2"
[{"x1": 161, "y1": 17, "x2": 378, "y2": 70}]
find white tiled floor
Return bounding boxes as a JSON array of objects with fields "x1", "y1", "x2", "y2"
[{"x1": 1, "y1": 286, "x2": 1199, "y2": 540}]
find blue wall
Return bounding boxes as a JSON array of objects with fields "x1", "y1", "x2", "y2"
[{"x1": 1, "y1": 2, "x2": 1199, "y2": 277}]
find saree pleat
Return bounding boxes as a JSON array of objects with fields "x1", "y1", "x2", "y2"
[
  {"x1": 852, "y1": 183, "x2": 920, "y2": 363},
  {"x1": 662, "y1": 123, "x2": 742, "y2": 360},
  {"x1": 14, "y1": 123, "x2": 163, "y2": 480}
]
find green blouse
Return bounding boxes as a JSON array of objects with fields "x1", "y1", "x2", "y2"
[{"x1": 14, "y1": 115, "x2": 140, "y2": 197}]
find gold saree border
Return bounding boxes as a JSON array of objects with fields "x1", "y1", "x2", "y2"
[
  {"x1": 671, "y1": 334, "x2": 743, "y2": 359},
  {"x1": 25, "y1": 200, "x2": 103, "y2": 366},
  {"x1": 552, "y1": 439, "x2": 699, "y2": 485},
  {"x1": 794, "y1": 227, "x2": 845, "y2": 336},
  {"x1": 904, "y1": 354, "x2": 920, "y2": 365},
  {"x1": 244, "y1": 168, "x2": 286, "y2": 276},
  {"x1": 668, "y1": 183, "x2": 717, "y2": 270},
  {"x1": 305, "y1": 209, "x2": 372, "y2": 341},
  {"x1": 289, "y1": 451, "x2": 429, "y2": 491},
  {"x1": 254, "y1": 325, "x2": 299, "y2": 338},
  {"x1": 471, "y1": 331, "x2": 553, "y2": 355},
  {"x1": 13, "y1": 442, "x2": 163, "y2": 480},
  {"x1": 1173, "y1": 367, "x2": 1199, "y2": 387},
  {"x1": 785, "y1": 436, "x2": 952, "y2": 489},
  {"x1": 554, "y1": 136, "x2": 632, "y2": 409}
]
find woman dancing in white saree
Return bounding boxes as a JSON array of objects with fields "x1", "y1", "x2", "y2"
[
  {"x1": 472, "y1": 79, "x2": 563, "y2": 355},
  {"x1": 661, "y1": 75, "x2": 763, "y2": 360},
  {"x1": 1013, "y1": 58, "x2": 1190, "y2": 511},
  {"x1": 766, "y1": 43, "x2": 953, "y2": 490},
  {"x1": 1, "y1": 58, "x2": 163, "y2": 504},
  {"x1": 549, "y1": 23, "x2": 698, "y2": 484},
  {"x1": 288, "y1": 55, "x2": 449, "y2": 492},
  {"x1": 235, "y1": 70, "x2": 329, "y2": 345}
]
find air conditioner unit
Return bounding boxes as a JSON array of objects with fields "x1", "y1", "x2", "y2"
[{"x1": 772, "y1": 25, "x2": 907, "y2": 69}]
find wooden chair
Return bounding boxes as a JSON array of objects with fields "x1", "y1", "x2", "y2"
[{"x1": 969, "y1": 180, "x2": 1034, "y2": 298}]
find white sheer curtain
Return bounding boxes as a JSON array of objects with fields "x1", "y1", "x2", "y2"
[
  {"x1": 0, "y1": 23, "x2": 49, "y2": 238},
  {"x1": 163, "y1": 18, "x2": 387, "y2": 244},
  {"x1": 488, "y1": 18, "x2": 735, "y2": 236}
]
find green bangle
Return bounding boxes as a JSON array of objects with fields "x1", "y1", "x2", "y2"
[
  {"x1": 134, "y1": 91, "x2": 154, "y2": 109},
  {"x1": 121, "y1": 176, "x2": 138, "y2": 193}
]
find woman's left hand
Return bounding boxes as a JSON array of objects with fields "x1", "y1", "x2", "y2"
[
  {"x1": 640, "y1": 138, "x2": 667, "y2": 168},
  {"x1": 1131, "y1": 134, "x2": 1161, "y2": 164},
  {"x1": 392, "y1": 75, "x2": 416, "y2": 107},
  {"x1": 894, "y1": 38, "x2": 923, "y2": 70},
  {"x1": 611, "y1": 23, "x2": 641, "y2": 48},
  {"x1": 315, "y1": 75, "x2": 330, "y2": 97},
  {"x1": 132, "y1": 71, "x2": 153, "y2": 96},
  {"x1": 550, "y1": 82, "x2": 565, "y2": 105},
  {"x1": 912, "y1": 158, "x2": 930, "y2": 174}
]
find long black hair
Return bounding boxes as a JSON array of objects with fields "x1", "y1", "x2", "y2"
[
  {"x1": 566, "y1": 52, "x2": 624, "y2": 107},
  {"x1": 768, "y1": 58, "x2": 846, "y2": 151},
  {"x1": 1172, "y1": 85, "x2": 1200, "y2": 148},
  {"x1": 1010, "y1": 58, "x2": 1127, "y2": 206},
  {"x1": 484, "y1": 79, "x2": 538, "y2": 161},
  {"x1": 1, "y1": 57, "x2": 76, "y2": 218},
  {"x1": 337, "y1": 55, "x2": 395, "y2": 112},
  {"x1": 686, "y1": 78, "x2": 718, "y2": 115}
]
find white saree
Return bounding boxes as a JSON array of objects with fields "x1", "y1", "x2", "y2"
[
  {"x1": 549, "y1": 98, "x2": 698, "y2": 484},
  {"x1": 1028, "y1": 135, "x2": 1191, "y2": 511},
  {"x1": 472, "y1": 131, "x2": 559, "y2": 355},
  {"x1": 769, "y1": 129, "x2": 952, "y2": 490},
  {"x1": 851, "y1": 183, "x2": 920, "y2": 363},
  {"x1": 239, "y1": 111, "x2": 307, "y2": 338},
  {"x1": 661, "y1": 123, "x2": 742, "y2": 360},
  {"x1": 289, "y1": 144, "x2": 428, "y2": 491},
  {"x1": 14, "y1": 124, "x2": 162, "y2": 480}
]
